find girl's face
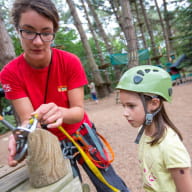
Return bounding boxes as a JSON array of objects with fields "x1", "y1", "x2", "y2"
[
  {"x1": 18, "y1": 10, "x2": 54, "y2": 68},
  {"x1": 120, "y1": 90, "x2": 145, "y2": 128}
]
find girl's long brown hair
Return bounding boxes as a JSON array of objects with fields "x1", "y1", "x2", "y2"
[{"x1": 148, "y1": 100, "x2": 183, "y2": 146}]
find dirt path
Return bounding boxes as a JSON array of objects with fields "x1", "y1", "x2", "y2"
[{"x1": 0, "y1": 83, "x2": 192, "y2": 192}]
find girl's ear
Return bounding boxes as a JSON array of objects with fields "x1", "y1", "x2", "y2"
[{"x1": 148, "y1": 98, "x2": 161, "y2": 111}]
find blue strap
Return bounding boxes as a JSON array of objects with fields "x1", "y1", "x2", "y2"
[{"x1": 82, "y1": 123, "x2": 106, "y2": 160}]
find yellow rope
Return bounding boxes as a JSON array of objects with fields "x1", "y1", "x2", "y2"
[{"x1": 58, "y1": 126, "x2": 120, "y2": 192}]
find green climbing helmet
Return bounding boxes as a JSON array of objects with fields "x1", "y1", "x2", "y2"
[{"x1": 116, "y1": 65, "x2": 173, "y2": 102}]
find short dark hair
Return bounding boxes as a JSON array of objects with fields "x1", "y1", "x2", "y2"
[{"x1": 11, "y1": 0, "x2": 59, "y2": 32}]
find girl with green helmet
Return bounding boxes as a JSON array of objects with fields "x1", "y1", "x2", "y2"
[{"x1": 116, "y1": 65, "x2": 192, "y2": 192}]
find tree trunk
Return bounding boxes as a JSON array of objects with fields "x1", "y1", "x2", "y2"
[
  {"x1": 108, "y1": 0, "x2": 126, "y2": 80},
  {"x1": 139, "y1": 0, "x2": 160, "y2": 65},
  {"x1": 0, "y1": 10, "x2": 16, "y2": 69},
  {"x1": 80, "y1": 0, "x2": 113, "y2": 93},
  {"x1": 85, "y1": 0, "x2": 113, "y2": 53},
  {"x1": 0, "y1": 10, "x2": 16, "y2": 115},
  {"x1": 66, "y1": 0, "x2": 109, "y2": 97},
  {"x1": 154, "y1": 0, "x2": 171, "y2": 62},
  {"x1": 85, "y1": 0, "x2": 125, "y2": 83},
  {"x1": 163, "y1": 0, "x2": 175, "y2": 59},
  {"x1": 110, "y1": 0, "x2": 129, "y2": 46},
  {"x1": 84, "y1": 0, "x2": 123, "y2": 84},
  {"x1": 120, "y1": 0, "x2": 138, "y2": 68},
  {"x1": 133, "y1": 0, "x2": 147, "y2": 50}
]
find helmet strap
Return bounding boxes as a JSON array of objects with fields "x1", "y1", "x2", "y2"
[
  {"x1": 145, "y1": 106, "x2": 162, "y2": 125},
  {"x1": 134, "y1": 124, "x2": 145, "y2": 144},
  {"x1": 134, "y1": 94, "x2": 162, "y2": 144}
]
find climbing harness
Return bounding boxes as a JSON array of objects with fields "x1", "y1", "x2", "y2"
[
  {"x1": 0, "y1": 114, "x2": 38, "y2": 161},
  {"x1": 58, "y1": 125, "x2": 120, "y2": 192},
  {"x1": 73, "y1": 123, "x2": 114, "y2": 169},
  {"x1": 60, "y1": 139, "x2": 82, "y2": 180}
]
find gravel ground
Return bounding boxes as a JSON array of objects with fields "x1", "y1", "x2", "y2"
[{"x1": 0, "y1": 82, "x2": 192, "y2": 192}]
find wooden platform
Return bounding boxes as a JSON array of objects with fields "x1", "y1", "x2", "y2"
[
  {"x1": 0, "y1": 163, "x2": 28, "y2": 192},
  {"x1": 0, "y1": 160, "x2": 83, "y2": 192}
]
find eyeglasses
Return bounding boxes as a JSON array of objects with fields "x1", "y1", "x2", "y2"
[{"x1": 19, "y1": 29, "x2": 55, "y2": 42}]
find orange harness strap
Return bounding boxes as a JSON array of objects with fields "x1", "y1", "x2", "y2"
[{"x1": 73, "y1": 130, "x2": 115, "y2": 169}]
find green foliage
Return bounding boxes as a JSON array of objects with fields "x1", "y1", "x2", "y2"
[
  {"x1": 1, "y1": 97, "x2": 11, "y2": 109},
  {"x1": 111, "y1": 37, "x2": 127, "y2": 53},
  {"x1": 11, "y1": 36, "x2": 23, "y2": 56},
  {"x1": 0, "y1": 115, "x2": 16, "y2": 134},
  {"x1": 54, "y1": 28, "x2": 82, "y2": 54},
  {"x1": 174, "y1": 2, "x2": 192, "y2": 67},
  {"x1": 2, "y1": 0, "x2": 191, "y2": 88}
]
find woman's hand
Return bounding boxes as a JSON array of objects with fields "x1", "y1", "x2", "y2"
[
  {"x1": 8, "y1": 134, "x2": 18, "y2": 166},
  {"x1": 32, "y1": 103, "x2": 64, "y2": 128},
  {"x1": 32, "y1": 87, "x2": 85, "y2": 128}
]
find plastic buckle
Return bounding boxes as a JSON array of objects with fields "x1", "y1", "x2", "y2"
[{"x1": 145, "y1": 113, "x2": 153, "y2": 125}]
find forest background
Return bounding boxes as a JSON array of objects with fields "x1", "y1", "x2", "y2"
[{"x1": 0, "y1": 0, "x2": 191, "y2": 133}]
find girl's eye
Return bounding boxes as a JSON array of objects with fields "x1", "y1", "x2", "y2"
[
  {"x1": 129, "y1": 104, "x2": 135, "y2": 109},
  {"x1": 122, "y1": 104, "x2": 135, "y2": 109}
]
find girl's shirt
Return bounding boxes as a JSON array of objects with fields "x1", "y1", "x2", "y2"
[
  {"x1": 0, "y1": 48, "x2": 92, "y2": 141},
  {"x1": 138, "y1": 127, "x2": 191, "y2": 192}
]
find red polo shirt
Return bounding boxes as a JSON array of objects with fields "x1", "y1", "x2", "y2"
[{"x1": 0, "y1": 48, "x2": 92, "y2": 140}]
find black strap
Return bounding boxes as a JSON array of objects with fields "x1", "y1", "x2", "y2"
[
  {"x1": 134, "y1": 125, "x2": 145, "y2": 144},
  {"x1": 41, "y1": 55, "x2": 52, "y2": 129},
  {"x1": 134, "y1": 94, "x2": 147, "y2": 144},
  {"x1": 43, "y1": 62, "x2": 52, "y2": 104},
  {"x1": 134, "y1": 94, "x2": 162, "y2": 144}
]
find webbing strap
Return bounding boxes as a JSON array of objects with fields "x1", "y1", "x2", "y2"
[
  {"x1": 58, "y1": 126, "x2": 120, "y2": 192},
  {"x1": 135, "y1": 94, "x2": 162, "y2": 144},
  {"x1": 134, "y1": 94, "x2": 147, "y2": 144},
  {"x1": 74, "y1": 130, "x2": 114, "y2": 169},
  {"x1": 134, "y1": 125, "x2": 145, "y2": 144},
  {"x1": 82, "y1": 123, "x2": 106, "y2": 160},
  {"x1": 97, "y1": 132, "x2": 115, "y2": 164}
]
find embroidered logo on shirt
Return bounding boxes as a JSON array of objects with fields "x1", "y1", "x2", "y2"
[
  {"x1": 2, "y1": 84, "x2": 12, "y2": 92},
  {"x1": 58, "y1": 85, "x2": 67, "y2": 92}
]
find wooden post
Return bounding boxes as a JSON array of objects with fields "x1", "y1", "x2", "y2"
[
  {"x1": 26, "y1": 129, "x2": 70, "y2": 188},
  {"x1": 0, "y1": 129, "x2": 85, "y2": 192}
]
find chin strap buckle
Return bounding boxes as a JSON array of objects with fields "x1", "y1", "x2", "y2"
[{"x1": 145, "y1": 113, "x2": 153, "y2": 125}]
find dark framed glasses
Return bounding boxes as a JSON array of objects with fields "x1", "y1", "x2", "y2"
[{"x1": 19, "y1": 28, "x2": 55, "y2": 42}]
